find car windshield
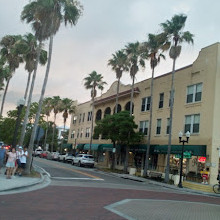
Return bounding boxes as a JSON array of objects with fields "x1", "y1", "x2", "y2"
[{"x1": 84, "y1": 156, "x2": 94, "y2": 159}]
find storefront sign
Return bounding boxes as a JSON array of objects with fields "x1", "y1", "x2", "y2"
[{"x1": 198, "y1": 157, "x2": 206, "y2": 162}]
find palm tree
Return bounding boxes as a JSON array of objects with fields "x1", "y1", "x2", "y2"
[
  {"x1": 50, "y1": 96, "x2": 62, "y2": 152},
  {"x1": 161, "y1": 14, "x2": 194, "y2": 183},
  {"x1": 21, "y1": 0, "x2": 82, "y2": 173},
  {"x1": 61, "y1": 98, "x2": 75, "y2": 131},
  {"x1": 18, "y1": 33, "x2": 47, "y2": 146},
  {"x1": 108, "y1": 50, "x2": 128, "y2": 113},
  {"x1": 84, "y1": 71, "x2": 107, "y2": 152},
  {"x1": 0, "y1": 35, "x2": 23, "y2": 117},
  {"x1": 141, "y1": 33, "x2": 169, "y2": 176},
  {"x1": 124, "y1": 42, "x2": 146, "y2": 116}
]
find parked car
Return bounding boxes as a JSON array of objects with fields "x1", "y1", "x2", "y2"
[
  {"x1": 34, "y1": 149, "x2": 43, "y2": 157},
  {"x1": 65, "y1": 153, "x2": 75, "y2": 163},
  {"x1": 58, "y1": 153, "x2": 67, "y2": 162},
  {"x1": 39, "y1": 151, "x2": 50, "y2": 158},
  {"x1": 72, "y1": 154, "x2": 94, "y2": 168},
  {"x1": 51, "y1": 152, "x2": 59, "y2": 160}
]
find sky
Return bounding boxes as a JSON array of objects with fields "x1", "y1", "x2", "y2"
[{"x1": 0, "y1": 0, "x2": 220, "y2": 126}]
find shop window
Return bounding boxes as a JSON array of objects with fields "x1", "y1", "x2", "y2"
[
  {"x1": 156, "y1": 119, "x2": 161, "y2": 135},
  {"x1": 139, "y1": 121, "x2": 148, "y2": 135},
  {"x1": 166, "y1": 118, "x2": 170, "y2": 134},
  {"x1": 158, "y1": 93, "x2": 164, "y2": 109},
  {"x1": 184, "y1": 114, "x2": 200, "y2": 134},
  {"x1": 186, "y1": 83, "x2": 202, "y2": 103},
  {"x1": 141, "y1": 97, "x2": 151, "y2": 112}
]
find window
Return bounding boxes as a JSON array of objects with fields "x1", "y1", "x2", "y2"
[
  {"x1": 166, "y1": 118, "x2": 170, "y2": 134},
  {"x1": 156, "y1": 119, "x2": 161, "y2": 135},
  {"x1": 85, "y1": 128, "x2": 90, "y2": 138},
  {"x1": 79, "y1": 114, "x2": 82, "y2": 123},
  {"x1": 73, "y1": 116, "x2": 77, "y2": 124},
  {"x1": 77, "y1": 129, "x2": 80, "y2": 138},
  {"x1": 141, "y1": 97, "x2": 151, "y2": 112},
  {"x1": 158, "y1": 93, "x2": 164, "y2": 109},
  {"x1": 139, "y1": 121, "x2": 149, "y2": 135},
  {"x1": 87, "y1": 111, "x2": 92, "y2": 121},
  {"x1": 71, "y1": 130, "x2": 75, "y2": 139},
  {"x1": 184, "y1": 114, "x2": 200, "y2": 134},
  {"x1": 80, "y1": 128, "x2": 83, "y2": 138},
  {"x1": 169, "y1": 90, "x2": 175, "y2": 107},
  {"x1": 187, "y1": 83, "x2": 202, "y2": 103},
  {"x1": 82, "y1": 113, "x2": 85, "y2": 122}
]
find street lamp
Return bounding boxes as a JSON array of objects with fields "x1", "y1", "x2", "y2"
[
  {"x1": 12, "y1": 98, "x2": 25, "y2": 148},
  {"x1": 178, "y1": 131, "x2": 190, "y2": 188}
]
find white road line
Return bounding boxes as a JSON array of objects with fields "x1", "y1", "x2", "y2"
[{"x1": 51, "y1": 177, "x2": 104, "y2": 181}]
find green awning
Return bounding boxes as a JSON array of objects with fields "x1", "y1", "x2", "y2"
[
  {"x1": 153, "y1": 145, "x2": 206, "y2": 156},
  {"x1": 61, "y1": 143, "x2": 72, "y2": 149},
  {"x1": 76, "y1": 144, "x2": 84, "y2": 150},
  {"x1": 84, "y1": 144, "x2": 102, "y2": 151},
  {"x1": 101, "y1": 144, "x2": 113, "y2": 151},
  {"x1": 130, "y1": 144, "x2": 156, "y2": 153}
]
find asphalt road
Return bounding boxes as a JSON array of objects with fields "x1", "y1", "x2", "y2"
[{"x1": 0, "y1": 158, "x2": 220, "y2": 220}]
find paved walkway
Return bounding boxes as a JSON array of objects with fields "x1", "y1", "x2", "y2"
[{"x1": 0, "y1": 167, "x2": 43, "y2": 192}]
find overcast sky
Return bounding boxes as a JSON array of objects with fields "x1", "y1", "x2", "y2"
[{"x1": 0, "y1": 0, "x2": 219, "y2": 125}]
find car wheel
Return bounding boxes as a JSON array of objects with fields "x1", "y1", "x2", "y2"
[
  {"x1": 78, "y1": 161, "x2": 81, "y2": 167},
  {"x1": 90, "y1": 164, "x2": 94, "y2": 168},
  {"x1": 71, "y1": 160, "x2": 74, "y2": 165}
]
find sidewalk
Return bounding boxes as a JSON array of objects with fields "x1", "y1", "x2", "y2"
[{"x1": 0, "y1": 167, "x2": 43, "y2": 192}]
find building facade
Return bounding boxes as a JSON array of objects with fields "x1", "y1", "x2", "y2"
[{"x1": 68, "y1": 43, "x2": 220, "y2": 185}]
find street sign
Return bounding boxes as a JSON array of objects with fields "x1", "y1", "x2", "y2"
[{"x1": 175, "y1": 151, "x2": 192, "y2": 159}]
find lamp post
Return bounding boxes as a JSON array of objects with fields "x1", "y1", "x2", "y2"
[
  {"x1": 12, "y1": 98, "x2": 25, "y2": 148},
  {"x1": 178, "y1": 131, "x2": 190, "y2": 188}
]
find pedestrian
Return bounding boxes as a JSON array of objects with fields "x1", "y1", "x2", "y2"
[
  {"x1": 6, "y1": 148, "x2": 16, "y2": 179},
  {"x1": 0, "y1": 144, "x2": 6, "y2": 174},
  {"x1": 20, "y1": 147, "x2": 28, "y2": 175},
  {"x1": 12, "y1": 146, "x2": 22, "y2": 176}
]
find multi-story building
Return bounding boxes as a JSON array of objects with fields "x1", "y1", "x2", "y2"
[{"x1": 68, "y1": 42, "x2": 220, "y2": 185}]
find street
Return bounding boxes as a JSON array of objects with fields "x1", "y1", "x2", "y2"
[{"x1": 0, "y1": 158, "x2": 220, "y2": 220}]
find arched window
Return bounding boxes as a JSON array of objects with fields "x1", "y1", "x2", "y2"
[
  {"x1": 95, "y1": 109, "x2": 102, "y2": 121},
  {"x1": 125, "y1": 102, "x2": 134, "y2": 114},
  {"x1": 104, "y1": 107, "x2": 111, "y2": 117},
  {"x1": 113, "y1": 104, "x2": 122, "y2": 114}
]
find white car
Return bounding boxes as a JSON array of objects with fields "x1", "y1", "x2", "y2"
[
  {"x1": 72, "y1": 154, "x2": 94, "y2": 168},
  {"x1": 34, "y1": 149, "x2": 43, "y2": 157},
  {"x1": 51, "y1": 152, "x2": 59, "y2": 160},
  {"x1": 65, "y1": 153, "x2": 75, "y2": 163},
  {"x1": 58, "y1": 153, "x2": 67, "y2": 162}
]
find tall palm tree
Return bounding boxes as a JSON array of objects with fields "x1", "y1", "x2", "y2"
[
  {"x1": 161, "y1": 14, "x2": 194, "y2": 183},
  {"x1": 84, "y1": 71, "x2": 107, "y2": 152},
  {"x1": 21, "y1": 0, "x2": 82, "y2": 173},
  {"x1": 124, "y1": 42, "x2": 146, "y2": 116},
  {"x1": 51, "y1": 96, "x2": 62, "y2": 152},
  {"x1": 19, "y1": 33, "x2": 47, "y2": 146},
  {"x1": 61, "y1": 98, "x2": 75, "y2": 131},
  {"x1": 108, "y1": 50, "x2": 128, "y2": 113},
  {"x1": 41, "y1": 97, "x2": 53, "y2": 150},
  {"x1": 0, "y1": 35, "x2": 23, "y2": 117},
  {"x1": 141, "y1": 33, "x2": 169, "y2": 176}
]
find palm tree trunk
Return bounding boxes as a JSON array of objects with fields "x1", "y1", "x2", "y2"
[
  {"x1": 129, "y1": 76, "x2": 135, "y2": 116},
  {"x1": 19, "y1": 42, "x2": 42, "y2": 146},
  {"x1": 115, "y1": 78, "x2": 120, "y2": 113},
  {"x1": 144, "y1": 67, "x2": 155, "y2": 176},
  {"x1": 51, "y1": 114, "x2": 57, "y2": 153},
  {"x1": 165, "y1": 57, "x2": 176, "y2": 183},
  {"x1": 43, "y1": 116, "x2": 49, "y2": 151},
  {"x1": 24, "y1": 72, "x2": 32, "y2": 103},
  {"x1": 89, "y1": 90, "x2": 95, "y2": 153},
  {"x1": 0, "y1": 77, "x2": 11, "y2": 117},
  {"x1": 26, "y1": 35, "x2": 54, "y2": 174}
]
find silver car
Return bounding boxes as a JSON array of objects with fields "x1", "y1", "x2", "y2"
[{"x1": 72, "y1": 154, "x2": 94, "y2": 168}]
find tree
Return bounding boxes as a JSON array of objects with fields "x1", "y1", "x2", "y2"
[
  {"x1": 21, "y1": 0, "x2": 83, "y2": 173},
  {"x1": 141, "y1": 33, "x2": 169, "y2": 176},
  {"x1": 0, "y1": 35, "x2": 23, "y2": 117},
  {"x1": 108, "y1": 50, "x2": 128, "y2": 113},
  {"x1": 94, "y1": 111, "x2": 143, "y2": 170},
  {"x1": 18, "y1": 33, "x2": 47, "y2": 146},
  {"x1": 84, "y1": 71, "x2": 107, "y2": 152},
  {"x1": 124, "y1": 42, "x2": 146, "y2": 116},
  {"x1": 161, "y1": 14, "x2": 194, "y2": 183}
]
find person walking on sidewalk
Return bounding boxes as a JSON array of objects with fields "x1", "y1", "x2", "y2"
[
  {"x1": 20, "y1": 147, "x2": 28, "y2": 175},
  {"x1": 12, "y1": 147, "x2": 22, "y2": 176},
  {"x1": 6, "y1": 148, "x2": 16, "y2": 179},
  {"x1": 0, "y1": 144, "x2": 6, "y2": 173}
]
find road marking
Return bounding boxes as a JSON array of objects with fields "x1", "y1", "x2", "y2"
[
  {"x1": 51, "y1": 177, "x2": 104, "y2": 180},
  {"x1": 34, "y1": 158, "x2": 102, "y2": 180}
]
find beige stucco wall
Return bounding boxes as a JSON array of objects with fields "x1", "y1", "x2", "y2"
[{"x1": 68, "y1": 42, "x2": 220, "y2": 184}]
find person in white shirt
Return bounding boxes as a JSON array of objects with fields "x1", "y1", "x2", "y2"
[{"x1": 20, "y1": 147, "x2": 28, "y2": 175}]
